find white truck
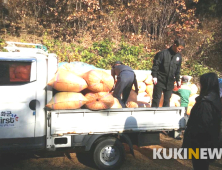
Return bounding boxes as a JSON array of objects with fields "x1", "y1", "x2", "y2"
[{"x1": 0, "y1": 42, "x2": 186, "y2": 170}]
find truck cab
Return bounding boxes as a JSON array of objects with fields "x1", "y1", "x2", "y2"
[{"x1": 0, "y1": 42, "x2": 57, "y2": 152}]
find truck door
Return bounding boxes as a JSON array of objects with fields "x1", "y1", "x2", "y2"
[{"x1": 0, "y1": 58, "x2": 37, "y2": 139}]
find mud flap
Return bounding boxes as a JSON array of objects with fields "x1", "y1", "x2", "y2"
[{"x1": 119, "y1": 134, "x2": 135, "y2": 157}]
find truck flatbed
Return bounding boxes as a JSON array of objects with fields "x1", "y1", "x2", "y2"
[{"x1": 49, "y1": 107, "x2": 186, "y2": 135}]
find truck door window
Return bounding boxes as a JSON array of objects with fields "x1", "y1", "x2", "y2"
[{"x1": 0, "y1": 61, "x2": 32, "y2": 85}]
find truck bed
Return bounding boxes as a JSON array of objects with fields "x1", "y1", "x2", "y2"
[{"x1": 49, "y1": 107, "x2": 186, "y2": 135}]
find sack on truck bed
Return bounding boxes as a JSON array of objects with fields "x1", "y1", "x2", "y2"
[
  {"x1": 111, "y1": 98, "x2": 122, "y2": 109},
  {"x1": 85, "y1": 92, "x2": 114, "y2": 110},
  {"x1": 48, "y1": 70, "x2": 88, "y2": 92},
  {"x1": 46, "y1": 92, "x2": 88, "y2": 110},
  {"x1": 58, "y1": 62, "x2": 104, "y2": 77},
  {"x1": 83, "y1": 70, "x2": 114, "y2": 92}
]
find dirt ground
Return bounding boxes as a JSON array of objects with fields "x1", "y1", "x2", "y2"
[{"x1": 1, "y1": 134, "x2": 222, "y2": 170}]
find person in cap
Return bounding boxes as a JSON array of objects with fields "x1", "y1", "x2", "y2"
[
  {"x1": 151, "y1": 38, "x2": 185, "y2": 107},
  {"x1": 173, "y1": 75, "x2": 191, "y2": 117},
  {"x1": 111, "y1": 61, "x2": 139, "y2": 108}
]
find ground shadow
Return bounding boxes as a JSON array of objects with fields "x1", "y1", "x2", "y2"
[{"x1": 75, "y1": 151, "x2": 97, "y2": 169}]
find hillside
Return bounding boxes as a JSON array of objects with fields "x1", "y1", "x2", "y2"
[{"x1": 0, "y1": 0, "x2": 222, "y2": 85}]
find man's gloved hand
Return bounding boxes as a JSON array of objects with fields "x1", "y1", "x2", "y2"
[
  {"x1": 153, "y1": 77, "x2": 157, "y2": 85},
  {"x1": 177, "y1": 81, "x2": 181, "y2": 88}
]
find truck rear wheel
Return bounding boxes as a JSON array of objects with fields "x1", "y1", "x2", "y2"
[{"x1": 93, "y1": 137, "x2": 125, "y2": 170}]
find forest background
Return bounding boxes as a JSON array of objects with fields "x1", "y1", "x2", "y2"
[{"x1": 0, "y1": 0, "x2": 222, "y2": 85}]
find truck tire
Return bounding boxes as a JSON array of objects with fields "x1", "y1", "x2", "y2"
[{"x1": 93, "y1": 137, "x2": 125, "y2": 170}]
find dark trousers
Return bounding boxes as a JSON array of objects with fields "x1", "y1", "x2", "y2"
[
  {"x1": 113, "y1": 71, "x2": 134, "y2": 108},
  {"x1": 192, "y1": 158, "x2": 210, "y2": 170},
  {"x1": 151, "y1": 85, "x2": 172, "y2": 107}
]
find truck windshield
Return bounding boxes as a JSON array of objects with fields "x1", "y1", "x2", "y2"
[{"x1": 0, "y1": 61, "x2": 31, "y2": 85}]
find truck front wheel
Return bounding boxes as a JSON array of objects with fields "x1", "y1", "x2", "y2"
[{"x1": 93, "y1": 137, "x2": 125, "y2": 170}]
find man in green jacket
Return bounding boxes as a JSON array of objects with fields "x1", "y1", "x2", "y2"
[
  {"x1": 173, "y1": 76, "x2": 191, "y2": 116},
  {"x1": 151, "y1": 38, "x2": 185, "y2": 107}
]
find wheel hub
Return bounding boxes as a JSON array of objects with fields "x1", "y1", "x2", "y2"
[{"x1": 100, "y1": 145, "x2": 120, "y2": 165}]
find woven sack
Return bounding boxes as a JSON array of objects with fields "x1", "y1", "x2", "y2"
[
  {"x1": 83, "y1": 70, "x2": 114, "y2": 92},
  {"x1": 135, "y1": 73, "x2": 148, "y2": 82},
  {"x1": 111, "y1": 98, "x2": 122, "y2": 108},
  {"x1": 137, "y1": 101, "x2": 150, "y2": 108},
  {"x1": 48, "y1": 69, "x2": 87, "y2": 92},
  {"x1": 126, "y1": 101, "x2": 138, "y2": 108},
  {"x1": 188, "y1": 84, "x2": 198, "y2": 96},
  {"x1": 144, "y1": 74, "x2": 153, "y2": 85},
  {"x1": 145, "y1": 84, "x2": 153, "y2": 98},
  {"x1": 85, "y1": 92, "x2": 114, "y2": 110},
  {"x1": 132, "y1": 82, "x2": 146, "y2": 93},
  {"x1": 57, "y1": 63, "x2": 86, "y2": 77},
  {"x1": 126, "y1": 90, "x2": 138, "y2": 103},
  {"x1": 46, "y1": 92, "x2": 87, "y2": 110}
]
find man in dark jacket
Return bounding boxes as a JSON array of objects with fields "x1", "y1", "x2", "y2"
[
  {"x1": 111, "y1": 61, "x2": 139, "y2": 108},
  {"x1": 151, "y1": 38, "x2": 185, "y2": 107}
]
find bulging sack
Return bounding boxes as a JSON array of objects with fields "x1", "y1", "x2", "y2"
[
  {"x1": 46, "y1": 92, "x2": 88, "y2": 110},
  {"x1": 132, "y1": 82, "x2": 146, "y2": 93},
  {"x1": 126, "y1": 90, "x2": 138, "y2": 103},
  {"x1": 48, "y1": 70, "x2": 88, "y2": 92},
  {"x1": 127, "y1": 101, "x2": 150, "y2": 108},
  {"x1": 188, "y1": 84, "x2": 198, "y2": 96},
  {"x1": 83, "y1": 70, "x2": 114, "y2": 92},
  {"x1": 126, "y1": 101, "x2": 138, "y2": 108},
  {"x1": 144, "y1": 74, "x2": 153, "y2": 85},
  {"x1": 57, "y1": 63, "x2": 90, "y2": 77},
  {"x1": 111, "y1": 97, "x2": 122, "y2": 109},
  {"x1": 85, "y1": 92, "x2": 114, "y2": 110}
]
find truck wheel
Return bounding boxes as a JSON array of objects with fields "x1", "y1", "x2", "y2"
[{"x1": 93, "y1": 137, "x2": 125, "y2": 170}]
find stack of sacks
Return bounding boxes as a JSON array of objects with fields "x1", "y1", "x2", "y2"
[
  {"x1": 46, "y1": 63, "x2": 199, "y2": 111},
  {"x1": 126, "y1": 70, "x2": 152, "y2": 108},
  {"x1": 46, "y1": 67, "x2": 89, "y2": 110},
  {"x1": 46, "y1": 63, "x2": 115, "y2": 110},
  {"x1": 58, "y1": 62, "x2": 104, "y2": 77},
  {"x1": 83, "y1": 70, "x2": 115, "y2": 110},
  {"x1": 9, "y1": 64, "x2": 31, "y2": 82}
]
